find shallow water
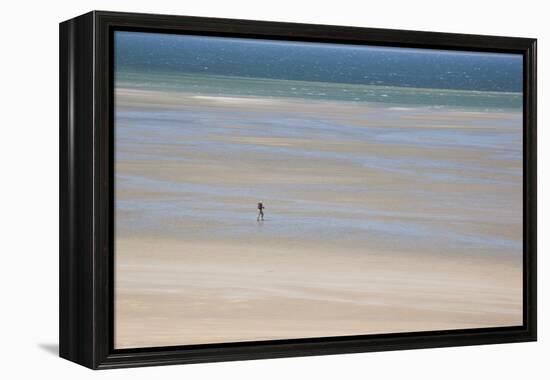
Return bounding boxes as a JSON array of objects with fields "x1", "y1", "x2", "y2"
[
  {"x1": 115, "y1": 84, "x2": 522, "y2": 258},
  {"x1": 117, "y1": 72, "x2": 522, "y2": 110}
]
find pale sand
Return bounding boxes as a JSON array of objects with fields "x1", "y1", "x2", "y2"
[
  {"x1": 114, "y1": 88, "x2": 523, "y2": 348},
  {"x1": 115, "y1": 238, "x2": 522, "y2": 348}
]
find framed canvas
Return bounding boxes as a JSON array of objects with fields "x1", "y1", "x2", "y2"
[{"x1": 59, "y1": 11, "x2": 537, "y2": 369}]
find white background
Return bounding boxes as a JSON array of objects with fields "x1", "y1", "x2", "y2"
[{"x1": 0, "y1": 0, "x2": 546, "y2": 378}]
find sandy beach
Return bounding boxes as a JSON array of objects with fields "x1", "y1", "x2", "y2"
[
  {"x1": 114, "y1": 88, "x2": 523, "y2": 348},
  {"x1": 116, "y1": 238, "x2": 522, "y2": 348}
]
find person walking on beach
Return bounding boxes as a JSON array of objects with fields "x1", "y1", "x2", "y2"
[{"x1": 257, "y1": 201, "x2": 265, "y2": 221}]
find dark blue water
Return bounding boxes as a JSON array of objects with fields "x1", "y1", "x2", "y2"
[{"x1": 115, "y1": 31, "x2": 522, "y2": 93}]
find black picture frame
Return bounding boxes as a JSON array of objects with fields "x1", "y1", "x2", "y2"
[{"x1": 59, "y1": 10, "x2": 537, "y2": 369}]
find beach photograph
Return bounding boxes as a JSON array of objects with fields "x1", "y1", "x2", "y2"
[{"x1": 113, "y1": 32, "x2": 523, "y2": 349}]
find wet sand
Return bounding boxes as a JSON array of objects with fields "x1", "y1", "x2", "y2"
[{"x1": 114, "y1": 88, "x2": 523, "y2": 348}]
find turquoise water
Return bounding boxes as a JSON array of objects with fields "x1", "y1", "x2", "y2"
[
  {"x1": 114, "y1": 31, "x2": 522, "y2": 109},
  {"x1": 115, "y1": 31, "x2": 522, "y2": 93},
  {"x1": 116, "y1": 71, "x2": 522, "y2": 110}
]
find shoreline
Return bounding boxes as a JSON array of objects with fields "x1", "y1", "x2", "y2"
[{"x1": 115, "y1": 86, "x2": 523, "y2": 113}]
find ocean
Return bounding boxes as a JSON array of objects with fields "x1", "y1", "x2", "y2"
[{"x1": 115, "y1": 31, "x2": 522, "y2": 110}]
